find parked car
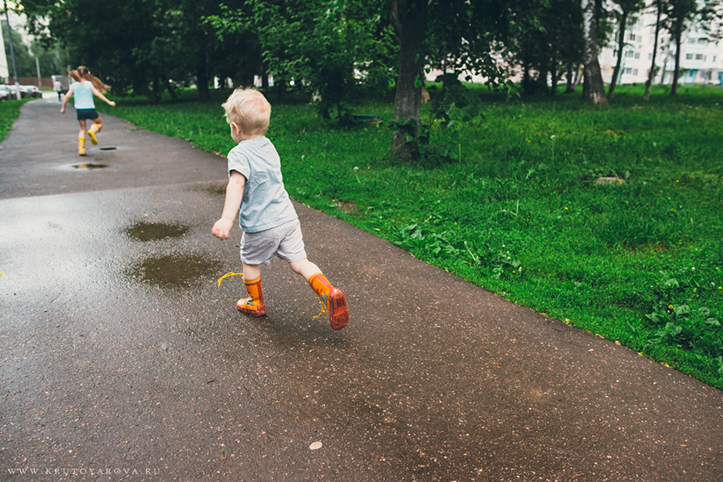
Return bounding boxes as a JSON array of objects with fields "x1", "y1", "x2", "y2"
[
  {"x1": 20, "y1": 85, "x2": 42, "y2": 98},
  {"x1": 0, "y1": 85, "x2": 12, "y2": 101}
]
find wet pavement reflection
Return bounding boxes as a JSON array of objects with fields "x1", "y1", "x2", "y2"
[
  {"x1": 125, "y1": 221, "x2": 190, "y2": 241},
  {"x1": 128, "y1": 254, "x2": 222, "y2": 288}
]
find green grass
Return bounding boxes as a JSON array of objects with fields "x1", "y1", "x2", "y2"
[
  {"x1": 0, "y1": 99, "x2": 32, "y2": 142},
  {"x1": 97, "y1": 84, "x2": 723, "y2": 390}
]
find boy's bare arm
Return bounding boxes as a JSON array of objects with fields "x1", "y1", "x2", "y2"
[{"x1": 212, "y1": 171, "x2": 246, "y2": 240}]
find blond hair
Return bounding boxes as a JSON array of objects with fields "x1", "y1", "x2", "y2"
[{"x1": 222, "y1": 88, "x2": 271, "y2": 135}]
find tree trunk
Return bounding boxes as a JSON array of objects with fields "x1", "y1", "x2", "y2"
[
  {"x1": 196, "y1": 53, "x2": 210, "y2": 100},
  {"x1": 276, "y1": 78, "x2": 287, "y2": 100},
  {"x1": 671, "y1": 27, "x2": 682, "y2": 95},
  {"x1": 582, "y1": 0, "x2": 608, "y2": 106},
  {"x1": 574, "y1": 65, "x2": 583, "y2": 87},
  {"x1": 565, "y1": 63, "x2": 576, "y2": 93},
  {"x1": 608, "y1": 11, "x2": 629, "y2": 101},
  {"x1": 660, "y1": 46, "x2": 668, "y2": 86},
  {"x1": 390, "y1": 0, "x2": 428, "y2": 162},
  {"x1": 261, "y1": 62, "x2": 269, "y2": 93},
  {"x1": 643, "y1": 0, "x2": 662, "y2": 101},
  {"x1": 522, "y1": 57, "x2": 534, "y2": 95},
  {"x1": 164, "y1": 79, "x2": 178, "y2": 102},
  {"x1": 538, "y1": 64, "x2": 550, "y2": 95},
  {"x1": 549, "y1": 57, "x2": 558, "y2": 96},
  {"x1": 152, "y1": 69, "x2": 161, "y2": 102}
]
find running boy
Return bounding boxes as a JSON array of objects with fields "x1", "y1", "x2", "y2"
[
  {"x1": 60, "y1": 66, "x2": 115, "y2": 156},
  {"x1": 212, "y1": 88, "x2": 349, "y2": 330}
]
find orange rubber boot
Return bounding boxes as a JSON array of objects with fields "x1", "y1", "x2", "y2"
[
  {"x1": 78, "y1": 138, "x2": 86, "y2": 156},
  {"x1": 88, "y1": 124, "x2": 99, "y2": 145},
  {"x1": 308, "y1": 273, "x2": 348, "y2": 330},
  {"x1": 237, "y1": 276, "x2": 266, "y2": 316}
]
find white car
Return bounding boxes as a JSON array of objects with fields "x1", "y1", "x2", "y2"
[{"x1": 0, "y1": 85, "x2": 13, "y2": 101}]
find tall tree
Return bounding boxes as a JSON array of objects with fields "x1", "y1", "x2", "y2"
[
  {"x1": 389, "y1": 0, "x2": 527, "y2": 161},
  {"x1": 509, "y1": 0, "x2": 584, "y2": 97},
  {"x1": 218, "y1": 0, "x2": 396, "y2": 119},
  {"x1": 643, "y1": 0, "x2": 665, "y2": 100},
  {"x1": 667, "y1": 0, "x2": 697, "y2": 95},
  {"x1": 607, "y1": 0, "x2": 645, "y2": 100},
  {"x1": 665, "y1": 0, "x2": 720, "y2": 95},
  {"x1": 582, "y1": 0, "x2": 608, "y2": 105},
  {"x1": 551, "y1": 0, "x2": 586, "y2": 96},
  {"x1": 388, "y1": 0, "x2": 428, "y2": 162}
]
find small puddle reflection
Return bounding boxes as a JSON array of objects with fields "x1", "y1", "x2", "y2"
[
  {"x1": 73, "y1": 163, "x2": 108, "y2": 169},
  {"x1": 198, "y1": 184, "x2": 226, "y2": 196},
  {"x1": 125, "y1": 222, "x2": 189, "y2": 241},
  {"x1": 129, "y1": 254, "x2": 222, "y2": 288}
]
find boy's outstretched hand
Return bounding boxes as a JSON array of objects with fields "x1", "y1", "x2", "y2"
[{"x1": 212, "y1": 218, "x2": 233, "y2": 240}]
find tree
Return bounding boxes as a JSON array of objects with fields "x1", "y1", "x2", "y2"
[
  {"x1": 22, "y1": 0, "x2": 242, "y2": 99},
  {"x1": 209, "y1": 0, "x2": 396, "y2": 120},
  {"x1": 667, "y1": 0, "x2": 697, "y2": 95},
  {"x1": 508, "y1": 0, "x2": 584, "y2": 97},
  {"x1": 643, "y1": 0, "x2": 665, "y2": 100},
  {"x1": 607, "y1": 0, "x2": 646, "y2": 100},
  {"x1": 664, "y1": 0, "x2": 720, "y2": 95},
  {"x1": 388, "y1": 0, "x2": 428, "y2": 162},
  {"x1": 389, "y1": 0, "x2": 529, "y2": 161},
  {"x1": 581, "y1": 0, "x2": 608, "y2": 105},
  {"x1": 24, "y1": 0, "x2": 162, "y2": 93},
  {"x1": 551, "y1": 0, "x2": 586, "y2": 95}
]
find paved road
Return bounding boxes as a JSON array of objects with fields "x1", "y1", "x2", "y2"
[{"x1": 1, "y1": 97, "x2": 722, "y2": 481}]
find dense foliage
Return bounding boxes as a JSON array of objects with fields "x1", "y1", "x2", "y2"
[{"x1": 15, "y1": 0, "x2": 718, "y2": 99}]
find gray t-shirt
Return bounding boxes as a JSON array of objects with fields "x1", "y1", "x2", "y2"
[{"x1": 227, "y1": 136, "x2": 298, "y2": 233}]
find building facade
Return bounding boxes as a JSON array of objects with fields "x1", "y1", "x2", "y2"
[{"x1": 599, "y1": 7, "x2": 723, "y2": 86}]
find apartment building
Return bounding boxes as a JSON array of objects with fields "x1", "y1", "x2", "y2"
[{"x1": 599, "y1": 8, "x2": 723, "y2": 86}]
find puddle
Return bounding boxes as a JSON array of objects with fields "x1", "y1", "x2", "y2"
[
  {"x1": 99, "y1": 147, "x2": 117, "y2": 151},
  {"x1": 129, "y1": 254, "x2": 222, "y2": 288},
  {"x1": 125, "y1": 222, "x2": 189, "y2": 241},
  {"x1": 73, "y1": 163, "x2": 108, "y2": 169},
  {"x1": 197, "y1": 184, "x2": 226, "y2": 196}
]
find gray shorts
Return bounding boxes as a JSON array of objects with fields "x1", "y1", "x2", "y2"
[{"x1": 240, "y1": 219, "x2": 307, "y2": 266}]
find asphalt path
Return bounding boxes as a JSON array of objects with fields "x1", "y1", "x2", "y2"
[{"x1": 1, "y1": 95, "x2": 722, "y2": 481}]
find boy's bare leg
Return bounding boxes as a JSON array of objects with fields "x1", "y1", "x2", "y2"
[
  {"x1": 242, "y1": 263, "x2": 261, "y2": 281},
  {"x1": 290, "y1": 259, "x2": 349, "y2": 330},
  {"x1": 237, "y1": 263, "x2": 265, "y2": 316},
  {"x1": 289, "y1": 259, "x2": 321, "y2": 280}
]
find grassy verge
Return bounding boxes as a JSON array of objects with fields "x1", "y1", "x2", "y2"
[
  {"x1": 98, "y1": 84, "x2": 723, "y2": 390},
  {"x1": 0, "y1": 99, "x2": 32, "y2": 142}
]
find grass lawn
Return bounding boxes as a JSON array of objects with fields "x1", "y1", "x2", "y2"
[
  {"x1": 0, "y1": 98, "x2": 32, "y2": 141},
  {"x1": 93, "y1": 84, "x2": 722, "y2": 390}
]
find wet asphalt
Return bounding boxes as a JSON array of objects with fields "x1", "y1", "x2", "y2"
[{"x1": 1, "y1": 96, "x2": 722, "y2": 482}]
